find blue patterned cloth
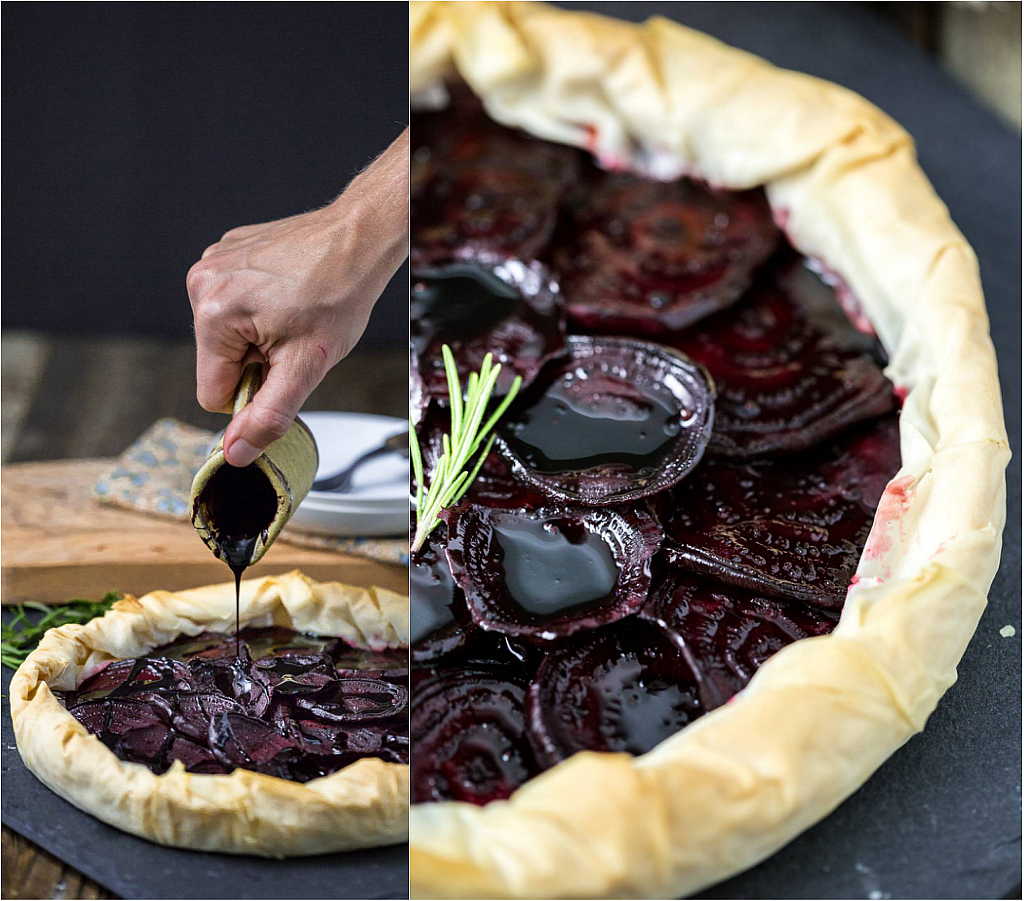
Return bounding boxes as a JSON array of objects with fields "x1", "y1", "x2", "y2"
[{"x1": 93, "y1": 418, "x2": 409, "y2": 567}]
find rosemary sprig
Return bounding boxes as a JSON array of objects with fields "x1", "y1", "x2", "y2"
[
  {"x1": 411, "y1": 345, "x2": 521, "y2": 553},
  {"x1": 1, "y1": 592, "x2": 121, "y2": 669}
]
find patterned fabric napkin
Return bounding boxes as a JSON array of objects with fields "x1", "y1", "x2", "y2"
[{"x1": 92, "y1": 419, "x2": 409, "y2": 566}]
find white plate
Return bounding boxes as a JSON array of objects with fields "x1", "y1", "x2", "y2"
[
  {"x1": 288, "y1": 411, "x2": 409, "y2": 537},
  {"x1": 288, "y1": 503, "x2": 408, "y2": 537},
  {"x1": 301, "y1": 412, "x2": 408, "y2": 504}
]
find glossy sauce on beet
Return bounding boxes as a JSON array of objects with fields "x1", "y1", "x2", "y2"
[
  {"x1": 491, "y1": 515, "x2": 618, "y2": 619},
  {"x1": 502, "y1": 374, "x2": 683, "y2": 473},
  {"x1": 410, "y1": 541, "x2": 460, "y2": 643},
  {"x1": 411, "y1": 267, "x2": 519, "y2": 357},
  {"x1": 60, "y1": 628, "x2": 408, "y2": 782}
]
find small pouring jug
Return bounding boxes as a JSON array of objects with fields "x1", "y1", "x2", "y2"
[{"x1": 189, "y1": 362, "x2": 318, "y2": 567}]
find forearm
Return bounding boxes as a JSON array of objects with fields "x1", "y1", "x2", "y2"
[{"x1": 328, "y1": 127, "x2": 410, "y2": 278}]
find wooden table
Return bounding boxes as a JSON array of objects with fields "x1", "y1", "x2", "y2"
[{"x1": 0, "y1": 332, "x2": 407, "y2": 900}]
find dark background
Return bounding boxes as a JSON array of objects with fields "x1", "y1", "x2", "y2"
[{"x1": 1, "y1": 2, "x2": 409, "y2": 346}]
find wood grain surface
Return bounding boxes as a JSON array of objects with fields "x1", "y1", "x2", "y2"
[
  {"x1": 1, "y1": 459, "x2": 408, "y2": 602},
  {"x1": 1, "y1": 335, "x2": 409, "y2": 900}
]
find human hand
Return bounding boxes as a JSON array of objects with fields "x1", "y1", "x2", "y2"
[{"x1": 187, "y1": 128, "x2": 409, "y2": 466}]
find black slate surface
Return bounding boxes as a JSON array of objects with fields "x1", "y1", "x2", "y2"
[
  {"x1": 1, "y1": 656, "x2": 408, "y2": 900},
  {"x1": 556, "y1": 3, "x2": 1021, "y2": 900}
]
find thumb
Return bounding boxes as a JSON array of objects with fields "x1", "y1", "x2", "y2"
[{"x1": 222, "y1": 351, "x2": 324, "y2": 466}]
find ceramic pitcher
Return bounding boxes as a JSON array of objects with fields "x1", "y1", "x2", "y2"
[{"x1": 189, "y1": 362, "x2": 318, "y2": 566}]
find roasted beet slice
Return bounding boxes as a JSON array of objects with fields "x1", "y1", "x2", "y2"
[
  {"x1": 190, "y1": 653, "x2": 274, "y2": 717},
  {"x1": 497, "y1": 336, "x2": 715, "y2": 505},
  {"x1": 255, "y1": 652, "x2": 336, "y2": 678},
  {"x1": 169, "y1": 736, "x2": 222, "y2": 773},
  {"x1": 72, "y1": 698, "x2": 178, "y2": 770},
  {"x1": 74, "y1": 658, "x2": 192, "y2": 701},
  {"x1": 553, "y1": 170, "x2": 778, "y2": 333},
  {"x1": 209, "y1": 712, "x2": 297, "y2": 767},
  {"x1": 411, "y1": 108, "x2": 580, "y2": 269},
  {"x1": 331, "y1": 644, "x2": 409, "y2": 680},
  {"x1": 410, "y1": 262, "x2": 565, "y2": 418},
  {"x1": 71, "y1": 696, "x2": 164, "y2": 737},
  {"x1": 665, "y1": 262, "x2": 896, "y2": 458},
  {"x1": 527, "y1": 620, "x2": 703, "y2": 766},
  {"x1": 167, "y1": 692, "x2": 245, "y2": 743},
  {"x1": 411, "y1": 666, "x2": 539, "y2": 804},
  {"x1": 640, "y1": 569, "x2": 838, "y2": 709},
  {"x1": 655, "y1": 414, "x2": 901, "y2": 608},
  {"x1": 411, "y1": 525, "x2": 476, "y2": 662},
  {"x1": 63, "y1": 627, "x2": 408, "y2": 782},
  {"x1": 445, "y1": 504, "x2": 662, "y2": 639},
  {"x1": 294, "y1": 678, "x2": 407, "y2": 723}
]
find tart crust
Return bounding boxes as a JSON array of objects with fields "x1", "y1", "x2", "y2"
[
  {"x1": 410, "y1": 3, "x2": 1010, "y2": 898},
  {"x1": 10, "y1": 570, "x2": 409, "y2": 857}
]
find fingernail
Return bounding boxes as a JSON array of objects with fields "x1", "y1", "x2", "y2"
[{"x1": 226, "y1": 438, "x2": 260, "y2": 467}]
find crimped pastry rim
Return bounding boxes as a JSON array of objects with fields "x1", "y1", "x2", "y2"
[
  {"x1": 10, "y1": 570, "x2": 410, "y2": 857},
  {"x1": 409, "y1": 3, "x2": 1010, "y2": 898}
]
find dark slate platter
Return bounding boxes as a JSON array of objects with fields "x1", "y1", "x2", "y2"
[
  {"x1": 1, "y1": 663, "x2": 408, "y2": 899},
  {"x1": 555, "y1": 3, "x2": 1021, "y2": 899}
]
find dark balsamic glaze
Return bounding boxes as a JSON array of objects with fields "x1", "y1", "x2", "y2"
[
  {"x1": 411, "y1": 267, "x2": 519, "y2": 358},
  {"x1": 502, "y1": 373, "x2": 682, "y2": 474},
  {"x1": 445, "y1": 504, "x2": 662, "y2": 639},
  {"x1": 490, "y1": 515, "x2": 618, "y2": 619},
  {"x1": 494, "y1": 336, "x2": 715, "y2": 506},
  {"x1": 60, "y1": 627, "x2": 409, "y2": 782},
  {"x1": 195, "y1": 462, "x2": 279, "y2": 656},
  {"x1": 410, "y1": 541, "x2": 460, "y2": 644},
  {"x1": 409, "y1": 261, "x2": 566, "y2": 416},
  {"x1": 527, "y1": 620, "x2": 704, "y2": 765},
  {"x1": 409, "y1": 522, "x2": 477, "y2": 662}
]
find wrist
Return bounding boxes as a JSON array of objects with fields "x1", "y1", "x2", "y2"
[{"x1": 328, "y1": 128, "x2": 409, "y2": 269}]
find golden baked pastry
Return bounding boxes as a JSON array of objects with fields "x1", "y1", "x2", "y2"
[
  {"x1": 408, "y1": 3, "x2": 1009, "y2": 897},
  {"x1": 10, "y1": 570, "x2": 409, "y2": 857}
]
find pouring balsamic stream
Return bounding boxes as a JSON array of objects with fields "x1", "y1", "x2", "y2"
[{"x1": 194, "y1": 462, "x2": 279, "y2": 656}]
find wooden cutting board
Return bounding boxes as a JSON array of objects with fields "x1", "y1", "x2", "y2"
[{"x1": 1, "y1": 459, "x2": 408, "y2": 603}]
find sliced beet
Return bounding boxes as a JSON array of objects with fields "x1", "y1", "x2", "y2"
[
  {"x1": 168, "y1": 692, "x2": 246, "y2": 743},
  {"x1": 665, "y1": 262, "x2": 896, "y2": 458},
  {"x1": 553, "y1": 170, "x2": 778, "y2": 334},
  {"x1": 410, "y1": 262, "x2": 565, "y2": 418},
  {"x1": 410, "y1": 525, "x2": 476, "y2": 662},
  {"x1": 75, "y1": 658, "x2": 192, "y2": 701},
  {"x1": 445, "y1": 504, "x2": 662, "y2": 640},
  {"x1": 331, "y1": 644, "x2": 409, "y2": 680},
  {"x1": 209, "y1": 712, "x2": 296, "y2": 767},
  {"x1": 190, "y1": 653, "x2": 274, "y2": 717},
  {"x1": 497, "y1": 336, "x2": 715, "y2": 505},
  {"x1": 255, "y1": 652, "x2": 336, "y2": 679},
  {"x1": 527, "y1": 620, "x2": 703, "y2": 766},
  {"x1": 411, "y1": 666, "x2": 539, "y2": 805},
  {"x1": 169, "y1": 736, "x2": 222, "y2": 773},
  {"x1": 71, "y1": 696, "x2": 164, "y2": 737},
  {"x1": 63, "y1": 627, "x2": 409, "y2": 779},
  {"x1": 411, "y1": 107, "x2": 580, "y2": 269},
  {"x1": 294, "y1": 678, "x2": 407, "y2": 723},
  {"x1": 640, "y1": 569, "x2": 838, "y2": 708},
  {"x1": 655, "y1": 413, "x2": 902, "y2": 608}
]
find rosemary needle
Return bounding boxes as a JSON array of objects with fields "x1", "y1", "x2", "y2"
[
  {"x1": 411, "y1": 345, "x2": 521, "y2": 553},
  {"x1": 1, "y1": 592, "x2": 121, "y2": 669}
]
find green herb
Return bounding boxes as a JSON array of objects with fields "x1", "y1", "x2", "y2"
[
  {"x1": 1, "y1": 592, "x2": 121, "y2": 669},
  {"x1": 411, "y1": 345, "x2": 521, "y2": 553}
]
